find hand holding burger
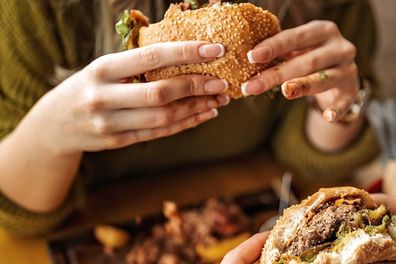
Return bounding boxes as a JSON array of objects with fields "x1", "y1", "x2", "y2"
[
  {"x1": 118, "y1": 1, "x2": 281, "y2": 99},
  {"x1": 120, "y1": 1, "x2": 364, "y2": 124},
  {"x1": 243, "y1": 20, "x2": 360, "y2": 123}
]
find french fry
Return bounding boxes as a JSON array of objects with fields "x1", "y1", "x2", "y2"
[
  {"x1": 94, "y1": 225, "x2": 130, "y2": 254},
  {"x1": 196, "y1": 232, "x2": 251, "y2": 263}
]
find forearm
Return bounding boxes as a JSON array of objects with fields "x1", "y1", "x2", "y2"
[
  {"x1": 0, "y1": 129, "x2": 82, "y2": 213},
  {"x1": 306, "y1": 107, "x2": 364, "y2": 153}
]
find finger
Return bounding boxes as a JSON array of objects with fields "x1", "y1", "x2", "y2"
[
  {"x1": 242, "y1": 42, "x2": 355, "y2": 96},
  {"x1": 283, "y1": 48, "x2": 313, "y2": 60},
  {"x1": 247, "y1": 21, "x2": 336, "y2": 64},
  {"x1": 371, "y1": 194, "x2": 396, "y2": 214},
  {"x1": 313, "y1": 75, "x2": 359, "y2": 123},
  {"x1": 103, "y1": 109, "x2": 218, "y2": 149},
  {"x1": 103, "y1": 95, "x2": 230, "y2": 132},
  {"x1": 321, "y1": 96, "x2": 355, "y2": 123},
  {"x1": 89, "y1": 41, "x2": 225, "y2": 80},
  {"x1": 281, "y1": 63, "x2": 358, "y2": 100},
  {"x1": 98, "y1": 75, "x2": 228, "y2": 109},
  {"x1": 221, "y1": 232, "x2": 270, "y2": 264}
]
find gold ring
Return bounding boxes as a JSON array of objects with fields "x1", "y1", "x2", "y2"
[{"x1": 318, "y1": 70, "x2": 329, "y2": 81}]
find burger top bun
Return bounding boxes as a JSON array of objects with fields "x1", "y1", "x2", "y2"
[
  {"x1": 138, "y1": 3, "x2": 280, "y2": 99},
  {"x1": 261, "y1": 187, "x2": 396, "y2": 264}
]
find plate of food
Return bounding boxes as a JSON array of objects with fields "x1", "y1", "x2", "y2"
[{"x1": 48, "y1": 187, "x2": 279, "y2": 264}]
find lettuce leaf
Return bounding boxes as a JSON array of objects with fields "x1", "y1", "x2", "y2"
[{"x1": 115, "y1": 10, "x2": 133, "y2": 49}]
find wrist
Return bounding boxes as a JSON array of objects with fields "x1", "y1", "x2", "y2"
[
  {"x1": 0, "y1": 130, "x2": 82, "y2": 212},
  {"x1": 306, "y1": 105, "x2": 364, "y2": 153},
  {"x1": 12, "y1": 115, "x2": 83, "y2": 159}
]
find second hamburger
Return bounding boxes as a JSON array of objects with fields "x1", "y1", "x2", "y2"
[{"x1": 261, "y1": 187, "x2": 396, "y2": 264}]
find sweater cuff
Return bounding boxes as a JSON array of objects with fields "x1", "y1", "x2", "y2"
[
  {"x1": 274, "y1": 100, "x2": 380, "y2": 183},
  {"x1": 0, "y1": 177, "x2": 84, "y2": 237}
]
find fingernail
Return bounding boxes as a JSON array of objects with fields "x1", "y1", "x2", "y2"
[
  {"x1": 199, "y1": 44, "x2": 225, "y2": 58},
  {"x1": 241, "y1": 80, "x2": 265, "y2": 97},
  {"x1": 247, "y1": 46, "x2": 271, "y2": 64},
  {"x1": 205, "y1": 79, "x2": 229, "y2": 93},
  {"x1": 281, "y1": 82, "x2": 302, "y2": 99},
  {"x1": 211, "y1": 108, "x2": 219, "y2": 118},
  {"x1": 247, "y1": 51, "x2": 256, "y2": 64},
  {"x1": 241, "y1": 82, "x2": 249, "y2": 97},
  {"x1": 323, "y1": 109, "x2": 337, "y2": 122},
  {"x1": 216, "y1": 95, "x2": 230, "y2": 106}
]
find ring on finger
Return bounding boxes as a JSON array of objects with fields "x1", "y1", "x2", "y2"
[{"x1": 318, "y1": 70, "x2": 329, "y2": 81}]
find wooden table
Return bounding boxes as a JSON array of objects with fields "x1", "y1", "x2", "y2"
[{"x1": 0, "y1": 154, "x2": 285, "y2": 263}]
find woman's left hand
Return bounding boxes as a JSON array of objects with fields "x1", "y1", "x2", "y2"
[
  {"x1": 221, "y1": 232, "x2": 269, "y2": 264},
  {"x1": 242, "y1": 20, "x2": 359, "y2": 123}
]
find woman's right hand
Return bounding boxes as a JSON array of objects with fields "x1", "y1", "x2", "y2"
[
  {"x1": 16, "y1": 41, "x2": 229, "y2": 155},
  {"x1": 371, "y1": 193, "x2": 396, "y2": 214}
]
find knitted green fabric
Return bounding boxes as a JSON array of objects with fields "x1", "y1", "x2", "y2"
[
  {"x1": 0, "y1": 1, "x2": 95, "y2": 138},
  {"x1": 0, "y1": 0, "x2": 380, "y2": 236},
  {"x1": 275, "y1": 100, "x2": 379, "y2": 183}
]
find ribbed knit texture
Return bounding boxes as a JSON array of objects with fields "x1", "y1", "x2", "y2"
[
  {"x1": 0, "y1": 0, "x2": 380, "y2": 236},
  {"x1": 0, "y1": 177, "x2": 85, "y2": 237}
]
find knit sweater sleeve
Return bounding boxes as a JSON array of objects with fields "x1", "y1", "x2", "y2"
[
  {"x1": 0, "y1": 1, "x2": 63, "y2": 139},
  {"x1": 274, "y1": 0, "x2": 380, "y2": 181},
  {"x1": 0, "y1": 1, "x2": 90, "y2": 236},
  {"x1": 0, "y1": 1, "x2": 94, "y2": 139}
]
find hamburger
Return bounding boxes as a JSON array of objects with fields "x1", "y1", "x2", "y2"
[
  {"x1": 261, "y1": 187, "x2": 396, "y2": 264},
  {"x1": 116, "y1": 1, "x2": 280, "y2": 99}
]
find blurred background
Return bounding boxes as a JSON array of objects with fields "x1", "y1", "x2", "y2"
[{"x1": 372, "y1": 0, "x2": 396, "y2": 97}]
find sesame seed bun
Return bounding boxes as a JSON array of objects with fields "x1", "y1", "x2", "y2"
[
  {"x1": 137, "y1": 3, "x2": 280, "y2": 99},
  {"x1": 260, "y1": 187, "x2": 396, "y2": 264}
]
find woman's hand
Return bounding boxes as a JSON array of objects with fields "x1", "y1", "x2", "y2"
[
  {"x1": 18, "y1": 41, "x2": 229, "y2": 155},
  {"x1": 221, "y1": 232, "x2": 269, "y2": 264},
  {"x1": 0, "y1": 41, "x2": 228, "y2": 212},
  {"x1": 242, "y1": 20, "x2": 358, "y2": 122}
]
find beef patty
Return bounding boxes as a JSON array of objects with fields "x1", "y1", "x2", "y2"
[{"x1": 286, "y1": 203, "x2": 361, "y2": 256}]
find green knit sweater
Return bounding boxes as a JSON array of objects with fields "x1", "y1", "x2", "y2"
[{"x1": 0, "y1": 0, "x2": 380, "y2": 236}]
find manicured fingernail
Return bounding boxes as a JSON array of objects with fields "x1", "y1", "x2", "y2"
[
  {"x1": 199, "y1": 44, "x2": 225, "y2": 58},
  {"x1": 281, "y1": 82, "x2": 302, "y2": 99},
  {"x1": 241, "y1": 80, "x2": 265, "y2": 97},
  {"x1": 222, "y1": 80, "x2": 229, "y2": 91},
  {"x1": 247, "y1": 46, "x2": 271, "y2": 63},
  {"x1": 211, "y1": 108, "x2": 219, "y2": 117},
  {"x1": 216, "y1": 95, "x2": 230, "y2": 106},
  {"x1": 247, "y1": 51, "x2": 256, "y2": 64},
  {"x1": 205, "y1": 79, "x2": 229, "y2": 93},
  {"x1": 323, "y1": 109, "x2": 337, "y2": 122},
  {"x1": 241, "y1": 82, "x2": 249, "y2": 97}
]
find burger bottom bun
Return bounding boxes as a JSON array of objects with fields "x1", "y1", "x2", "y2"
[{"x1": 265, "y1": 230, "x2": 396, "y2": 264}]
